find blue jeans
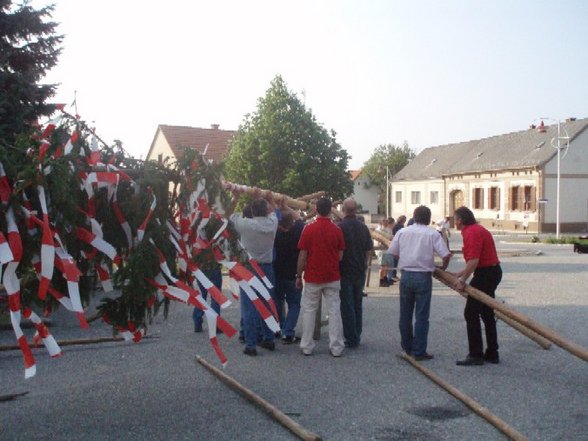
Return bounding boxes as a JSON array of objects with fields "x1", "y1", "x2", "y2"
[
  {"x1": 274, "y1": 277, "x2": 301, "y2": 337},
  {"x1": 398, "y1": 271, "x2": 433, "y2": 357},
  {"x1": 192, "y1": 266, "x2": 222, "y2": 327},
  {"x1": 241, "y1": 262, "x2": 275, "y2": 349},
  {"x1": 339, "y1": 274, "x2": 365, "y2": 346}
]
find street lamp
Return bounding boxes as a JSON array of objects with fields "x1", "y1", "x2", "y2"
[
  {"x1": 537, "y1": 117, "x2": 570, "y2": 239},
  {"x1": 386, "y1": 166, "x2": 390, "y2": 218}
]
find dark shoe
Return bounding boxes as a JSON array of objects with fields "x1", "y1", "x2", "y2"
[
  {"x1": 362, "y1": 292, "x2": 368, "y2": 297},
  {"x1": 282, "y1": 336, "x2": 301, "y2": 344},
  {"x1": 274, "y1": 331, "x2": 282, "y2": 338},
  {"x1": 194, "y1": 323, "x2": 203, "y2": 333},
  {"x1": 386, "y1": 278, "x2": 395, "y2": 285},
  {"x1": 413, "y1": 353, "x2": 434, "y2": 361},
  {"x1": 216, "y1": 327, "x2": 223, "y2": 335},
  {"x1": 344, "y1": 341, "x2": 358, "y2": 348},
  {"x1": 456, "y1": 355, "x2": 484, "y2": 366},
  {"x1": 243, "y1": 347, "x2": 257, "y2": 356},
  {"x1": 259, "y1": 341, "x2": 275, "y2": 351},
  {"x1": 379, "y1": 278, "x2": 390, "y2": 287},
  {"x1": 238, "y1": 335, "x2": 245, "y2": 343},
  {"x1": 483, "y1": 353, "x2": 500, "y2": 364}
]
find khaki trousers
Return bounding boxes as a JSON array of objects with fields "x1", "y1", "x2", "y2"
[{"x1": 300, "y1": 280, "x2": 345, "y2": 356}]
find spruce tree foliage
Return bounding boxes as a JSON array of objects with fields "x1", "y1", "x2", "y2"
[
  {"x1": 224, "y1": 75, "x2": 353, "y2": 201},
  {"x1": 0, "y1": 0, "x2": 63, "y2": 145}
]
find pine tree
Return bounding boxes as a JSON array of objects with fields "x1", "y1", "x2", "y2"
[{"x1": 0, "y1": 0, "x2": 63, "y2": 145}]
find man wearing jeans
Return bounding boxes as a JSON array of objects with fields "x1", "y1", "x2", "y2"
[
  {"x1": 230, "y1": 196, "x2": 278, "y2": 356},
  {"x1": 389, "y1": 205, "x2": 451, "y2": 360},
  {"x1": 338, "y1": 198, "x2": 373, "y2": 348},
  {"x1": 296, "y1": 198, "x2": 346, "y2": 357},
  {"x1": 273, "y1": 210, "x2": 304, "y2": 343}
]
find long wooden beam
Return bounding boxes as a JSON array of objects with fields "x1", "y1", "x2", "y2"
[
  {"x1": 434, "y1": 269, "x2": 588, "y2": 362},
  {"x1": 432, "y1": 273, "x2": 552, "y2": 350},
  {"x1": 196, "y1": 355, "x2": 322, "y2": 441},
  {"x1": 400, "y1": 354, "x2": 529, "y2": 441}
]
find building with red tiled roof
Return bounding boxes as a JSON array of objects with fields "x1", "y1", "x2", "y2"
[{"x1": 145, "y1": 124, "x2": 236, "y2": 164}]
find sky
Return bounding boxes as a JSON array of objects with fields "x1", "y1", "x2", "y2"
[{"x1": 33, "y1": 0, "x2": 588, "y2": 169}]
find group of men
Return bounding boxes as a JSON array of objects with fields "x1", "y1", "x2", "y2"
[{"x1": 194, "y1": 189, "x2": 502, "y2": 366}]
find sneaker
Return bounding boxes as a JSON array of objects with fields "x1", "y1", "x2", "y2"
[
  {"x1": 329, "y1": 349, "x2": 342, "y2": 358},
  {"x1": 456, "y1": 355, "x2": 484, "y2": 366},
  {"x1": 413, "y1": 353, "x2": 434, "y2": 361},
  {"x1": 301, "y1": 349, "x2": 313, "y2": 356},
  {"x1": 243, "y1": 347, "x2": 257, "y2": 356},
  {"x1": 483, "y1": 353, "x2": 500, "y2": 364},
  {"x1": 259, "y1": 341, "x2": 275, "y2": 351}
]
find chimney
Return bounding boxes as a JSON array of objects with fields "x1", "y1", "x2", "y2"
[
  {"x1": 537, "y1": 120, "x2": 547, "y2": 133},
  {"x1": 211, "y1": 124, "x2": 219, "y2": 130}
]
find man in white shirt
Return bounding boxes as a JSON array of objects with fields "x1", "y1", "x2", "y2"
[{"x1": 389, "y1": 206, "x2": 451, "y2": 360}]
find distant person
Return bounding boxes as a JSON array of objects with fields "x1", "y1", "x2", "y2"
[
  {"x1": 389, "y1": 215, "x2": 407, "y2": 282},
  {"x1": 389, "y1": 206, "x2": 451, "y2": 360},
  {"x1": 338, "y1": 198, "x2": 373, "y2": 348},
  {"x1": 296, "y1": 198, "x2": 346, "y2": 357},
  {"x1": 436, "y1": 216, "x2": 451, "y2": 249},
  {"x1": 452, "y1": 206, "x2": 502, "y2": 366}
]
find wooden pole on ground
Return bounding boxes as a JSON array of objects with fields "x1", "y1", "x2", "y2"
[
  {"x1": 0, "y1": 335, "x2": 159, "y2": 352},
  {"x1": 399, "y1": 354, "x2": 529, "y2": 441},
  {"x1": 433, "y1": 273, "x2": 552, "y2": 350},
  {"x1": 434, "y1": 269, "x2": 588, "y2": 362},
  {"x1": 196, "y1": 355, "x2": 322, "y2": 441}
]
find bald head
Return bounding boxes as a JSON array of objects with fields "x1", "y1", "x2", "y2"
[{"x1": 342, "y1": 198, "x2": 358, "y2": 215}]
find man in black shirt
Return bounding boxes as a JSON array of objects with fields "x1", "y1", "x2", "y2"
[
  {"x1": 338, "y1": 198, "x2": 373, "y2": 348},
  {"x1": 273, "y1": 210, "x2": 305, "y2": 343}
]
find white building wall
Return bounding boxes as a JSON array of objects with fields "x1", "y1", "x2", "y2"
[
  {"x1": 391, "y1": 179, "x2": 445, "y2": 222},
  {"x1": 351, "y1": 176, "x2": 379, "y2": 214},
  {"x1": 543, "y1": 129, "x2": 588, "y2": 225},
  {"x1": 146, "y1": 130, "x2": 176, "y2": 162}
]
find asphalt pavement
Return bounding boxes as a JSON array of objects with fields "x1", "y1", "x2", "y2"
[{"x1": 1, "y1": 234, "x2": 587, "y2": 440}]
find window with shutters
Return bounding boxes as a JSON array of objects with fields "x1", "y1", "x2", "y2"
[
  {"x1": 395, "y1": 191, "x2": 402, "y2": 203},
  {"x1": 411, "y1": 191, "x2": 421, "y2": 204},
  {"x1": 489, "y1": 187, "x2": 500, "y2": 210},
  {"x1": 510, "y1": 186, "x2": 521, "y2": 211},
  {"x1": 523, "y1": 186, "x2": 536, "y2": 211},
  {"x1": 430, "y1": 191, "x2": 439, "y2": 204},
  {"x1": 473, "y1": 188, "x2": 484, "y2": 209}
]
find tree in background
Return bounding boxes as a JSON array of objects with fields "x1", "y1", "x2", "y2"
[
  {"x1": 362, "y1": 142, "x2": 415, "y2": 213},
  {"x1": 224, "y1": 75, "x2": 353, "y2": 201},
  {"x1": 0, "y1": 0, "x2": 62, "y2": 145}
]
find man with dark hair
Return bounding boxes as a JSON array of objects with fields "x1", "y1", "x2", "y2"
[
  {"x1": 389, "y1": 205, "x2": 451, "y2": 360},
  {"x1": 452, "y1": 206, "x2": 502, "y2": 366},
  {"x1": 273, "y1": 209, "x2": 304, "y2": 343},
  {"x1": 296, "y1": 197, "x2": 346, "y2": 357},
  {"x1": 338, "y1": 198, "x2": 373, "y2": 348},
  {"x1": 229, "y1": 195, "x2": 278, "y2": 356},
  {"x1": 389, "y1": 215, "x2": 407, "y2": 282}
]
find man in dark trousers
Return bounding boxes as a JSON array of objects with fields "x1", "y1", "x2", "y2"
[
  {"x1": 452, "y1": 206, "x2": 502, "y2": 366},
  {"x1": 273, "y1": 209, "x2": 304, "y2": 343},
  {"x1": 338, "y1": 198, "x2": 373, "y2": 348}
]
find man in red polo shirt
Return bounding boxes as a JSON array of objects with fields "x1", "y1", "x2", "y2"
[
  {"x1": 296, "y1": 198, "x2": 346, "y2": 357},
  {"x1": 452, "y1": 206, "x2": 502, "y2": 366}
]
